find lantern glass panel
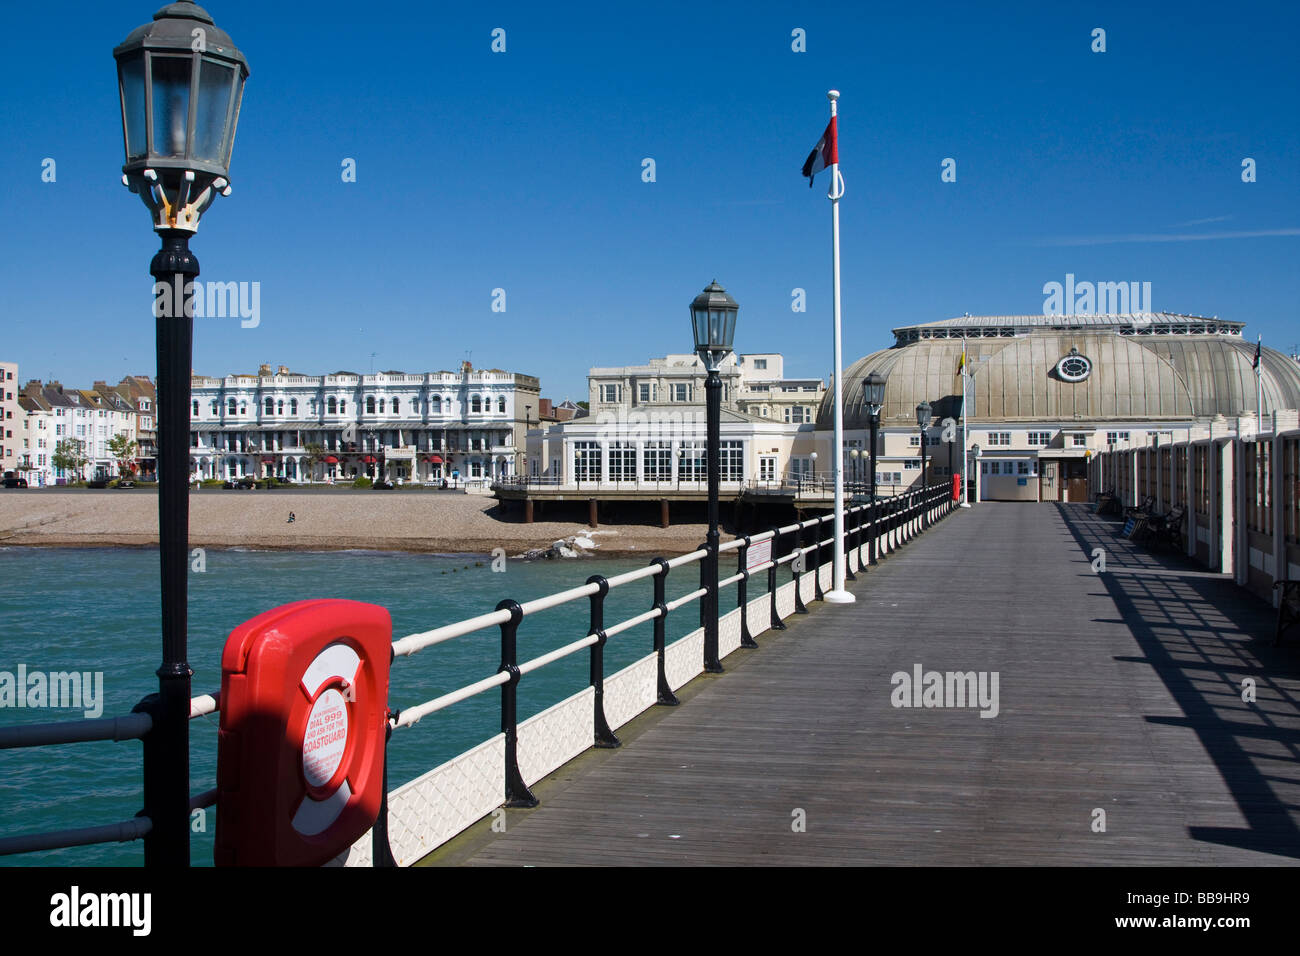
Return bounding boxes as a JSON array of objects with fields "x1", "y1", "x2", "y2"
[
  {"x1": 193, "y1": 58, "x2": 235, "y2": 162},
  {"x1": 150, "y1": 55, "x2": 193, "y2": 158},
  {"x1": 119, "y1": 57, "x2": 148, "y2": 160},
  {"x1": 691, "y1": 309, "x2": 707, "y2": 351}
]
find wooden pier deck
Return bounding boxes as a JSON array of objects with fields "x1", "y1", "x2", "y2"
[{"x1": 425, "y1": 503, "x2": 1300, "y2": 866}]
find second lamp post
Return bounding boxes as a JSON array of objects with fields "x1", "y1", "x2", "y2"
[{"x1": 690, "y1": 281, "x2": 738, "y2": 673}]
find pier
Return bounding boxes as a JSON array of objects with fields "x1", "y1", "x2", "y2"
[{"x1": 423, "y1": 503, "x2": 1299, "y2": 865}]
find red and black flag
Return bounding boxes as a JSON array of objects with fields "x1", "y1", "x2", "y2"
[{"x1": 801, "y1": 117, "x2": 838, "y2": 187}]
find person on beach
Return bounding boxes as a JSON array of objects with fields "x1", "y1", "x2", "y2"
[{"x1": 287, "y1": 512, "x2": 296, "y2": 523}]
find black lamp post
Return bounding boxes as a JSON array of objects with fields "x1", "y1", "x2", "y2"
[
  {"x1": 115, "y1": 0, "x2": 248, "y2": 867},
  {"x1": 916, "y1": 401, "x2": 931, "y2": 527},
  {"x1": 863, "y1": 372, "x2": 884, "y2": 564},
  {"x1": 690, "y1": 280, "x2": 738, "y2": 674}
]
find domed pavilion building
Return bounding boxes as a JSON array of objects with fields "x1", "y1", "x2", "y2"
[{"x1": 817, "y1": 313, "x2": 1300, "y2": 501}]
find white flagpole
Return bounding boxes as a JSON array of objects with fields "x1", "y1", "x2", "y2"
[
  {"x1": 959, "y1": 334, "x2": 970, "y2": 507},
  {"x1": 1257, "y1": 333, "x2": 1265, "y2": 437},
  {"x1": 825, "y1": 89, "x2": 853, "y2": 604}
]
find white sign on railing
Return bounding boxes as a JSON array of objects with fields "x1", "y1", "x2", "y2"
[{"x1": 747, "y1": 539, "x2": 772, "y2": 571}]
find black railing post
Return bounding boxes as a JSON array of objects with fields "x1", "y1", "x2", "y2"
[
  {"x1": 372, "y1": 712, "x2": 398, "y2": 866},
  {"x1": 586, "y1": 575, "x2": 620, "y2": 748},
  {"x1": 870, "y1": 498, "x2": 879, "y2": 565},
  {"x1": 651, "y1": 558, "x2": 679, "y2": 705},
  {"x1": 496, "y1": 599, "x2": 538, "y2": 807},
  {"x1": 842, "y1": 504, "x2": 852, "y2": 580},
  {"x1": 738, "y1": 535, "x2": 758, "y2": 648},
  {"x1": 794, "y1": 522, "x2": 809, "y2": 615},
  {"x1": 768, "y1": 526, "x2": 787, "y2": 630},
  {"x1": 813, "y1": 517, "x2": 826, "y2": 601}
]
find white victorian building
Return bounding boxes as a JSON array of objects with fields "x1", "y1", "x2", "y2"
[{"x1": 190, "y1": 362, "x2": 540, "y2": 484}]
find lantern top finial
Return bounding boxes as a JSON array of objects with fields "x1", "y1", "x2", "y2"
[{"x1": 116, "y1": 2, "x2": 247, "y2": 71}]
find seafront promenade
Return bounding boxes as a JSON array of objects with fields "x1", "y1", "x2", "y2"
[
  {"x1": 0, "y1": 489, "x2": 720, "y2": 557},
  {"x1": 426, "y1": 503, "x2": 1299, "y2": 866}
]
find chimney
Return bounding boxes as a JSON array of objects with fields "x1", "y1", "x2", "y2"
[
  {"x1": 258, "y1": 363, "x2": 272, "y2": 377},
  {"x1": 278, "y1": 365, "x2": 290, "y2": 375}
]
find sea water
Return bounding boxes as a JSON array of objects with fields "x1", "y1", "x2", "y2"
[{"x1": 0, "y1": 546, "x2": 725, "y2": 866}]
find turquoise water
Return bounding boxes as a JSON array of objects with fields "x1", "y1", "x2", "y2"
[{"x1": 0, "y1": 546, "x2": 729, "y2": 866}]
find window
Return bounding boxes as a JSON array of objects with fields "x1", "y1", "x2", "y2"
[
  {"x1": 431, "y1": 395, "x2": 442, "y2": 414},
  {"x1": 497, "y1": 396, "x2": 506, "y2": 413},
  {"x1": 1017, "y1": 461, "x2": 1032, "y2": 475},
  {"x1": 753, "y1": 359, "x2": 767, "y2": 370},
  {"x1": 987, "y1": 432, "x2": 1011, "y2": 446},
  {"x1": 339, "y1": 400, "x2": 346, "y2": 414},
  {"x1": 366, "y1": 396, "x2": 376, "y2": 414},
  {"x1": 228, "y1": 398, "x2": 238, "y2": 415},
  {"x1": 759, "y1": 456, "x2": 776, "y2": 481},
  {"x1": 290, "y1": 399, "x2": 298, "y2": 415},
  {"x1": 1071, "y1": 434, "x2": 1087, "y2": 447},
  {"x1": 644, "y1": 441, "x2": 672, "y2": 480},
  {"x1": 471, "y1": 395, "x2": 482, "y2": 414},
  {"x1": 1106, "y1": 431, "x2": 1130, "y2": 445},
  {"x1": 574, "y1": 441, "x2": 600, "y2": 481},
  {"x1": 904, "y1": 459, "x2": 920, "y2": 470},
  {"x1": 210, "y1": 400, "x2": 218, "y2": 415},
  {"x1": 609, "y1": 442, "x2": 636, "y2": 482},
  {"x1": 672, "y1": 383, "x2": 691, "y2": 403},
  {"x1": 599, "y1": 384, "x2": 621, "y2": 404},
  {"x1": 909, "y1": 435, "x2": 920, "y2": 447},
  {"x1": 328, "y1": 397, "x2": 338, "y2": 414},
  {"x1": 720, "y1": 441, "x2": 743, "y2": 481},
  {"x1": 265, "y1": 397, "x2": 274, "y2": 415},
  {"x1": 277, "y1": 400, "x2": 284, "y2": 415},
  {"x1": 638, "y1": 382, "x2": 657, "y2": 403},
  {"x1": 785, "y1": 406, "x2": 808, "y2": 424},
  {"x1": 392, "y1": 398, "x2": 400, "y2": 415},
  {"x1": 877, "y1": 471, "x2": 901, "y2": 485},
  {"x1": 679, "y1": 442, "x2": 705, "y2": 481},
  {"x1": 1028, "y1": 432, "x2": 1051, "y2": 446},
  {"x1": 192, "y1": 400, "x2": 199, "y2": 416}
]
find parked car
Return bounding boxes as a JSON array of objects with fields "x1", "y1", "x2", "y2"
[
  {"x1": 222, "y1": 477, "x2": 258, "y2": 490},
  {"x1": 115, "y1": 479, "x2": 136, "y2": 489},
  {"x1": 3, "y1": 475, "x2": 28, "y2": 489}
]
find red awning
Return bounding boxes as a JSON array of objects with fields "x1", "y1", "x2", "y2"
[
  {"x1": 362, "y1": 455, "x2": 377, "y2": 464},
  {"x1": 261, "y1": 458, "x2": 274, "y2": 464},
  {"x1": 323, "y1": 456, "x2": 339, "y2": 464},
  {"x1": 425, "y1": 455, "x2": 443, "y2": 463}
]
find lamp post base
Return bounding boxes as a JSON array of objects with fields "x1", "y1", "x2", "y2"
[{"x1": 824, "y1": 590, "x2": 856, "y2": 604}]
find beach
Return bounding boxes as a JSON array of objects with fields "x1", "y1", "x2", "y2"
[{"x1": 0, "y1": 490, "x2": 724, "y2": 557}]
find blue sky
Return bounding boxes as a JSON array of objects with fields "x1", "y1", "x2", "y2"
[{"x1": 1, "y1": 0, "x2": 1296, "y2": 398}]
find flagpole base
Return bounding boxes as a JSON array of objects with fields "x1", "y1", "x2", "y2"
[{"x1": 825, "y1": 590, "x2": 856, "y2": 604}]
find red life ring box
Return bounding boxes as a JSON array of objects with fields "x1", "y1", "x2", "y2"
[{"x1": 215, "y1": 599, "x2": 392, "y2": 866}]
